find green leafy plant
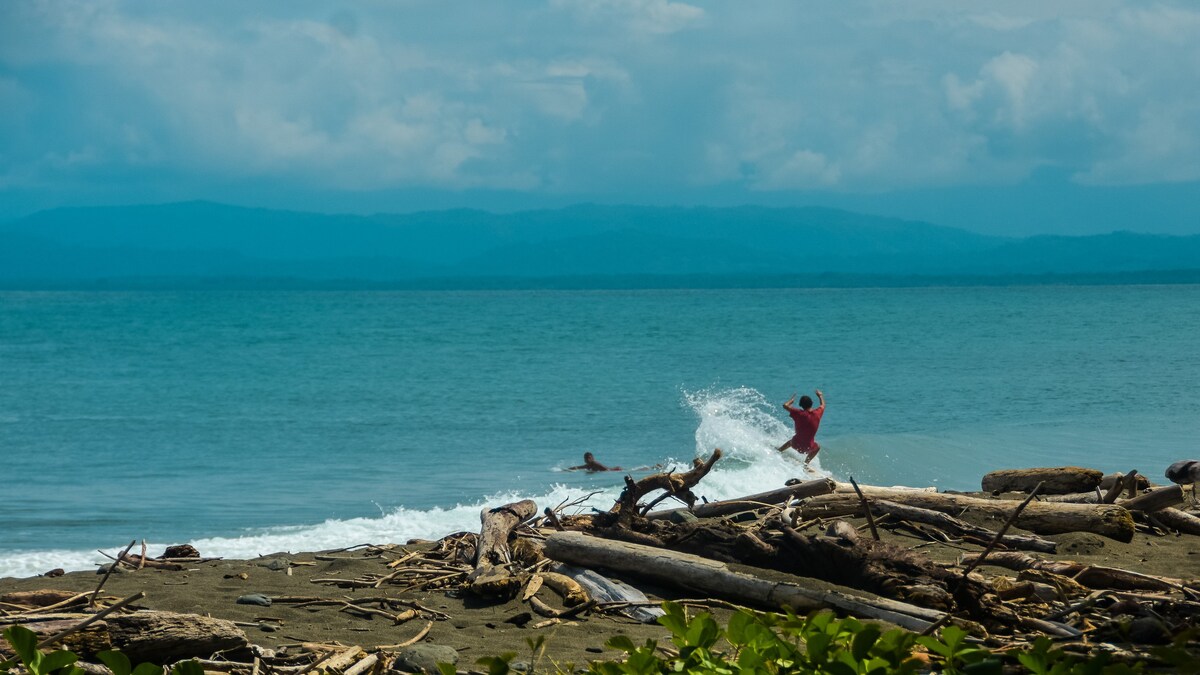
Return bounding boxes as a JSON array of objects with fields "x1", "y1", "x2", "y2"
[
  {"x1": 1, "y1": 626, "x2": 83, "y2": 675},
  {"x1": 95, "y1": 651, "x2": 163, "y2": 675},
  {"x1": 2, "y1": 625, "x2": 204, "y2": 675}
]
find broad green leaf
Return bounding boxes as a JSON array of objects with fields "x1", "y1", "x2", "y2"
[
  {"x1": 916, "y1": 635, "x2": 954, "y2": 659},
  {"x1": 805, "y1": 631, "x2": 833, "y2": 663},
  {"x1": 131, "y1": 663, "x2": 163, "y2": 675},
  {"x1": 169, "y1": 661, "x2": 205, "y2": 675},
  {"x1": 725, "y1": 611, "x2": 752, "y2": 646},
  {"x1": 823, "y1": 661, "x2": 858, "y2": 675},
  {"x1": 97, "y1": 651, "x2": 132, "y2": 675},
  {"x1": 3, "y1": 626, "x2": 40, "y2": 668},
  {"x1": 606, "y1": 635, "x2": 637, "y2": 653},
  {"x1": 851, "y1": 624, "x2": 881, "y2": 661},
  {"x1": 38, "y1": 651, "x2": 79, "y2": 674}
]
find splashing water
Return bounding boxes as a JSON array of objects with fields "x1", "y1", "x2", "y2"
[{"x1": 678, "y1": 386, "x2": 833, "y2": 500}]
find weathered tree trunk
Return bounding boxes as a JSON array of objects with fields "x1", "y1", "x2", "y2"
[
  {"x1": 867, "y1": 500, "x2": 1058, "y2": 553},
  {"x1": 1040, "y1": 492, "x2": 1101, "y2": 504},
  {"x1": 3, "y1": 612, "x2": 250, "y2": 663},
  {"x1": 468, "y1": 499, "x2": 538, "y2": 599},
  {"x1": 1120, "y1": 485, "x2": 1184, "y2": 513},
  {"x1": 802, "y1": 489, "x2": 1135, "y2": 542},
  {"x1": 543, "y1": 531, "x2": 945, "y2": 632},
  {"x1": 104, "y1": 612, "x2": 250, "y2": 664},
  {"x1": 1149, "y1": 507, "x2": 1200, "y2": 536},
  {"x1": 981, "y1": 467, "x2": 1103, "y2": 495},
  {"x1": 0, "y1": 619, "x2": 110, "y2": 657},
  {"x1": 647, "y1": 478, "x2": 836, "y2": 521},
  {"x1": 0, "y1": 590, "x2": 82, "y2": 608}
]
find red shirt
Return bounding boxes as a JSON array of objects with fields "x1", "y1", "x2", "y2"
[{"x1": 787, "y1": 405, "x2": 824, "y2": 450}]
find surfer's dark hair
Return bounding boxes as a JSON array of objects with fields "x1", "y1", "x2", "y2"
[{"x1": 799, "y1": 395, "x2": 813, "y2": 409}]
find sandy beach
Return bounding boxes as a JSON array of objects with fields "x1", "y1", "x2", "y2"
[
  {"x1": 3, "y1": 480, "x2": 1198, "y2": 670},
  {"x1": 0, "y1": 541, "x2": 691, "y2": 668}
]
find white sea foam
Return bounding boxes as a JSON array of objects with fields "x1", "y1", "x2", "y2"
[{"x1": 0, "y1": 387, "x2": 832, "y2": 579}]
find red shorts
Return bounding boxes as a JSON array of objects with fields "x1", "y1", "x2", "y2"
[{"x1": 789, "y1": 437, "x2": 820, "y2": 458}]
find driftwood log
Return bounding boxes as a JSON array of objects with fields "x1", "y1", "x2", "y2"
[
  {"x1": 1, "y1": 611, "x2": 249, "y2": 664},
  {"x1": 646, "y1": 477, "x2": 836, "y2": 521},
  {"x1": 981, "y1": 467, "x2": 1103, "y2": 495},
  {"x1": 1146, "y1": 507, "x2": 1200, "y2": 536},
  {"x1": 1099, "y1": 472, "x2": 1150, "y2": 492},
  {"x1": 608, "y1": 449, "x2": 723, "y2": 527},
  {"x1": 1121, "y1": 485, "x2": 1184, "y2": 513},
  {"x1": 0, "y1": 590, "x2": 83, "y2": 608},
  {"x1": 959, "y1": 552, "x2": 1190, "y2": 593},
  {"x1": 105, "y1": 611, "x2": 250, "y2": 664},
  {"x1": 1042, "y1": 471, "x2": 1143, "y2": 505},
  {"x1": 468, "y1": 499, "x2": 538, "y2": 599},
  {"x1": 867, "y1": 500, "x2": 1058, "y2": 553},
  {"x1": 543, "y1": 531, "x2": 946, "y2": 632},
  {"x1": 802, "y1": 489, "x2": 1136, "y2": 542}
]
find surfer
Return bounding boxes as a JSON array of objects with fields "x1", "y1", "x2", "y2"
[
  {"x1": 567, "y1": 452, "x2": 623, "y2": 472},
  {"x1": 777, "y1": 389, "x2": 825, "y2": 465}
]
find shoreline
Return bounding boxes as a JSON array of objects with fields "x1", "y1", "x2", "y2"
[{"x1": 3, "y1": 477, "x2": 1198, "y2": 669}]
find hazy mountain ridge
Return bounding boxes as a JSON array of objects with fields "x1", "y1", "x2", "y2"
[{"x1": 2, "y1": 202, "x2": 1198, "y2": 285}]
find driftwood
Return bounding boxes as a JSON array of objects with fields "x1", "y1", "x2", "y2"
[
  {"x1": 959, "y1": 552, "x2": 1188, "y2": 592},
  {"x1": 981, "y1": 467, "x2": 1103, "y2": 495},
  {"x1": 1120, "y1": 485, "x2": 1184, "y2": 513},
  {"x1": 610, "y1": 450, "x2": 722, "y2": 527},
  {"x1": 0, "y1": 590, "x2": 82, "y2": 608},
  {"x1": 105, "y1": 611, "x2": 250, "y2": 664},
  {"x1": 1148, "y1": 507, "x2": 1200, "y2": 536},
  {"x1": 1099, "y1": 472, "x2": 1150, "y2": 492},
  {"x1": 3, "y1": 608, "x2": 248, "y2": 664},
  {"x1": 536, "y1": 572, "x2": 588, "y2": 606},
  {"x1": 467, "y1": 499, "x2": 538, "y2": 599},
  {"x1": 867, "y1": 500, "x2": 1057, "y2": 553},
  {"x1": 646, "y1": 477, "x2": 836, "y2": 521},
  {"x1": 117, "y1": 554, "x2": 185, "y2": 571},
  {"x1": 544, "y1": 531, "x2": 945, "y2": 632},
  {"x1": 1042, "y1": 471, "x2": 1144, "y2": 505},
  {"x1": 1040, "y1": 492, "x2": 1102, "y2": 504},
  {"x1": 802, "y1": 490, "x2": 1136, "y2": 542}
]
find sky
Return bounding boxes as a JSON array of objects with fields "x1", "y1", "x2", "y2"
[{"x1": 2, "y1": 0, "x2": 1200, "y2": 235}]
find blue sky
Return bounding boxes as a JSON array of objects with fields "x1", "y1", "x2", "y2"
[{"x1": 2, "y1": 0, "x2": 1199, "y2": 235}]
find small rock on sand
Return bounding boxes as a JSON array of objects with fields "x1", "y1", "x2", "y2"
[{"x1": 392, "y1": 644, "x2": 458, "y2": 674}]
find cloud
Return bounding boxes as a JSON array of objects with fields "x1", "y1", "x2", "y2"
[
  {"x1": 2, "y1": 0, "x2": 1199, "y2": 207},
  {"x1": 551, "y1": 0, "x2": 705, "y2": 35}
]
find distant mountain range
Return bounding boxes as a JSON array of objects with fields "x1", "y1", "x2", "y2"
[{"x1": 2, "y1": 201, "x2": 1199, "y2": 287}]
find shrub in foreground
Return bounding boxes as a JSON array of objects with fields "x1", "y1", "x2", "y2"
[{"x1": 472, "y1": 602, "x2": 1198, "y2": 675}]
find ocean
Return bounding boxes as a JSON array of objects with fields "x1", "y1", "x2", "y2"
[{"x1": 2, "y1": 285, "x2": 1198, "y2": 578}]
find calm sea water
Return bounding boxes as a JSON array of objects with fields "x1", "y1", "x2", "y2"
[{"x1": 2, "y1": 286, "x2": 1198, "y2": 577}]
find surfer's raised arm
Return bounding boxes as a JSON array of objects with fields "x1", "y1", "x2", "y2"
[
  {"x1": 815, "y1": 389, "x2": 825, "y2": 409},
  {"x1": 782, "y1": 393, "x2": 797, "y2": 411}
]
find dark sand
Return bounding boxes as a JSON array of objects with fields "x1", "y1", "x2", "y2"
[{"x1": 2, "y1": 494, "x2": 1198, "y2": 667}]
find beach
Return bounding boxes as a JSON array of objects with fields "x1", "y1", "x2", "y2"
[{"x1": 3, "y1": 477, "x2": 1198, "y2": 669}]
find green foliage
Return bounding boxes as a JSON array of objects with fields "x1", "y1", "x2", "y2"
[
  {"x1": 582, "y1": 604, "x2": 1176, "y2": 675},
  {"x1": 588, "y1": 602, "x2": 927, "y2": 675},
  {"x1": 2, "y1": 625, "x2": 202, "y2": 675},
  {"x1": 167, "y1": 661, "x2": 204, "y2": 675},
  {"x1": 1, "y1": 627, "x2": 83, "y2": 675}
]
